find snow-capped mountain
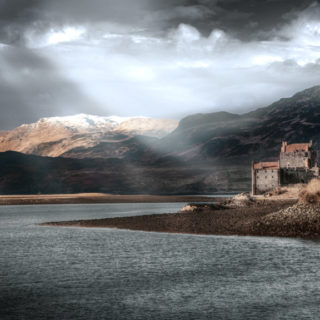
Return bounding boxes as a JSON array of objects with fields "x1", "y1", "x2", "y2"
[
  {"x1": 0, "y1": 114, "x2": 178, "y2": 158},
  {"x1": 32, "y1": 114, "x2": 147, "y2": 131}
]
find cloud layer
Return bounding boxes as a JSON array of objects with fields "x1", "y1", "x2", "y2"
[{"x1": 0, "y1": 0, "x2": 320, "y2": 129}]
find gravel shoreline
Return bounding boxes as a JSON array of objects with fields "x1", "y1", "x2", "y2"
[{"x1": 38, "y1": 199, "x2": 320, "y2": 239}]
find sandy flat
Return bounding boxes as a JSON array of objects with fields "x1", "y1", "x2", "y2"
[{"x1": 0, "y1": 193, "x2": 221, "y2": 205}]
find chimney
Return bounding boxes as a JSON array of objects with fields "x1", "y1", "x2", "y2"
[{"x1": 281, "y1": 141, "x2": 287, "y2": 153}]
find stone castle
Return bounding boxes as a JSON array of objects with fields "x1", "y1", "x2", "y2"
[{"x1": 251, "y1": 141, "x2": 319, "y2": 195}]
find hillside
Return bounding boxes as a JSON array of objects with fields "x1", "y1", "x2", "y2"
[
  {"x1": 0, "y1": 86, "x2": 320, "y2": 194},
  {"x1": 0, "y1": 151, "x2": 248, "y2": 194},
  {"x1": 0, "y1": 114, "x2": 178, "y2": 158},
  {"x1": 1, "y1": 86, "x2": 319, "y2": 164},
  {"x1": 160, "y1": 85, "x2": 320, "y2": 163}
]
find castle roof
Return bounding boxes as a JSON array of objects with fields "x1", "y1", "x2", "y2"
[
  {"x1": 281, "y1": 141, "x2": 312, "y2": 153},
  {"x1": 253, "y1": 161, "x2": 279, "y2": 170}
]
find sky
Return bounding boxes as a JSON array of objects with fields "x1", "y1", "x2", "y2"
[{"x1": 0, "y1": 0, "x2": 320, "y2": 129}]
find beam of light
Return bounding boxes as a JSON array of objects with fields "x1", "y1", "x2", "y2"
[
  {"x1": 251, "y1": 55, "x2": 284, "y2": 66},
  {"x1": 46, "y1": 27, "x2": 86, "y2": 46},
  {"x1": 126, "y1": 66, "x2": 155, "y2": 81},
  {"x1": 26, "y1": 26, "x2": 87, "y2": 47}
]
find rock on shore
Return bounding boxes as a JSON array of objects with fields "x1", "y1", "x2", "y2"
[{"x1": 245, "y1": 202, "x2": 320, "y2": 238}]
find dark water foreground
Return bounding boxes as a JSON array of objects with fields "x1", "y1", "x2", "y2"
[{"x1": 1, "y1": 204, "x2": 320, "y2": 320}]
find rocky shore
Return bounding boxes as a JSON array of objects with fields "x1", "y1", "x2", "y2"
[
  {"x1": 39, "y1": 196, "x2": 320, "y2": 239},
  {"x1": 243, "y1": 202, "x2": 320, "y2": 238}
]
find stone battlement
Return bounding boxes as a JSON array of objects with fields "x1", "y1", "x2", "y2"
[{"x1": 253, "y1": 161, "x2": 279, "y2": 170}]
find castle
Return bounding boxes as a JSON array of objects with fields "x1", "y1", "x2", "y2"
[{"x1": 251, "y1": 141, "x2": 319, "y2": 195}]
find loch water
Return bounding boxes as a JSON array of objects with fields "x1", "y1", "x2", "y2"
[{"x1": 1, "y1": 203, "x2": 320, "y2": 320}]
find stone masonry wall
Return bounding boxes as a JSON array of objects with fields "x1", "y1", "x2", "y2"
[
  {"x1": 280, "y1": 168, "x2": 317, "y2": 185},
  {"x1": 255, "y1": 169, "x2": 280, "y2": 194},
  {"x1": 279, "y1": 151, "x2": 309, "y2": 168}
]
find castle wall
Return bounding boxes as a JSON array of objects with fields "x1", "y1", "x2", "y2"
[
  {"x1": 280, "y1": 169, "x2": 317, "y2": 185},
  {"x1": 252, "y1": 141, "x2": 318, "y2": 195},
  {"x1": 254, "y1": 169, "x2": 280, "y2": 195},
  {"x1": 279, "y1": 151, "x2": 310, "y2": 169}
]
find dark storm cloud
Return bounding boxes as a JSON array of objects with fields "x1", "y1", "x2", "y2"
[
  {"x1": 0, "y1": 0, "x2": 39, "y2": 21},
  {"x1": 213, "y1": 0, "x2": 316, "y2": 39},
  {"x1": 0, "y1": 0, "x2": 42, "y2": 44},
  {"x1": 0, "y1": 46, "x2": 103, "y2": 129},
  {"x1": 46, "y1": 0, "x2": 319, "y2": 40},
  {"x1": 0, "y1": 0, "x2": 317, "y2": 43}
]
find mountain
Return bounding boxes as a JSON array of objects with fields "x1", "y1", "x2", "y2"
[
  {"x1": 159, "y1": 85, "x2": 320, "y2": 163},
  {"x1": 2, "y1": 86, "x2": 320, "y2": 163},
  {"x1": 0, "y1": 151, "x2": 233, "y2": 194},
  {"x1": 0, "y1": 114, "x2": 178, "y2": 158},
  {"x1": 0, "y1": 86, "x2": 320, "y2": 194}
]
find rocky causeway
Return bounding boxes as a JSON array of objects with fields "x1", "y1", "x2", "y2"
[{"x1": 40, "y1": 195, "x2": 320, "y2": 239}]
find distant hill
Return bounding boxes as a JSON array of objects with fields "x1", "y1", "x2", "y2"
[
  {"x1": 1, "y1": 87, "x2": 320, "y2": 164},
  {"x1": 159, "y1": 85, "x2": 320, "y2": 163},
  {"x1": 0, "y1": 114, "x2": 178, "y2": 158},
  {"x1": 0, "y1": 86, "x2": 320, "y2": 194},
  {"x1": 0, "y1": 151, "x2": 232, "y2": 195}
]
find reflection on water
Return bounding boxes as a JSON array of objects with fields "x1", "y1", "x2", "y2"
[{"x1": 0, "y1": 203, "x2": 320, "y2": 320}]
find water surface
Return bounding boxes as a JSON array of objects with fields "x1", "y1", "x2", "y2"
[{"x1": 1, "y1": 203, "x2": 320, "y2": 320}]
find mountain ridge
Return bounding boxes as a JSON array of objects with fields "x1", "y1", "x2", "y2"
[
  {"x1": 1, "y1": 85, "x2": 320, "y2": 194},
  {"x1": 159, "y1": 85, "x2": 320, "y2": 162},
  {"x1": 0, "y1": 114, "x2": 178, "y2": 158},
  {"x1": 1, "y1": 86, "x2": 320, "y2": 162}
]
